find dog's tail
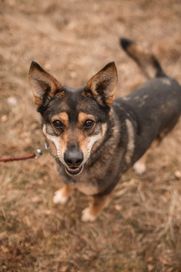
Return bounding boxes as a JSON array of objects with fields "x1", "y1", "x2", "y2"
[{"x1": 119, "y1": 37, "x2": 167, "y2": 79}]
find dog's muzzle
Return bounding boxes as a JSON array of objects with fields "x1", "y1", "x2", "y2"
[{"x1": 64, "y1": 149, "x2": 84, "y2": 176}]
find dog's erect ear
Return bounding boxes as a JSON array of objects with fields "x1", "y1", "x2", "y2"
[
  {"x1": 29, "y1": 61, "x2": 62, "y2": 107},
  {"x1": 86, "y1": 62, "x2": 118, "y2": 107}
]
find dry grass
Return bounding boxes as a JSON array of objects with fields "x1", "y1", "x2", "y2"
[{"x1": 0, "y1": 0, "x2": 181, "y2": 271}]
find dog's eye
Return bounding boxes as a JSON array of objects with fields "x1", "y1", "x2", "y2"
[
  {"x1": 52, "y1": 120, "x2": 64, "y2": 130},
  {"x1": 83, "y1": 119, "x2": 95, "y2": 130}
]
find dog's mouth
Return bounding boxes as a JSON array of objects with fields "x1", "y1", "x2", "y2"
[{"x1": 65, "y1": 165, "x2": 84, "y2": 176}]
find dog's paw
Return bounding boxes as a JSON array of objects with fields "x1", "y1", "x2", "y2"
[
  {"x1": 133, "y1": 161, "x2": 146, "y2": 175},
  {"x1": 53, "y1": 189, "x2": 68, "y2": 205},
  {"x1": 81, "y1": 207, "x2": 97, "y2": 222}
]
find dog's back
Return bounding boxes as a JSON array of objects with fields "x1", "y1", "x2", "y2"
[{"x1": 116, "y1": 38, "x2": 181, "y2": 163}]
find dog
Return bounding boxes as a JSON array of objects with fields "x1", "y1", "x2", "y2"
[{"x1": 29, "y1": 37, "x2": 181, "y2": 222}]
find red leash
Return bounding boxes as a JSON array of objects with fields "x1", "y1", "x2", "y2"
[{"x1": 0, "y1": 148, "x2": 44, "y2": 163}]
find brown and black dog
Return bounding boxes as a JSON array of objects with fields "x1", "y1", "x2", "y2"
[{"x1": 29, "y1": 38, "x2": 181, "y2": 222}]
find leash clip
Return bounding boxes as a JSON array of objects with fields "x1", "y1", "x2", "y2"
[
  {"x1": 35, "y1": 142, "x2": 49, "y2": 159},
  {"x1": 35, "y1": 148, "x2": 43, "y2": 159}
]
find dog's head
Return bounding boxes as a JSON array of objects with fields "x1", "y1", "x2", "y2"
[{"x1": 29, "y1": 61, "x2": 118, "y2": 176}]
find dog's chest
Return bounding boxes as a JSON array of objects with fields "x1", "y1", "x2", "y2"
[
  {"x1": 75, "y1": 179, "x2": 99, "y2": 195},
  {"x1": 73, "y1": 165, "x2": 108, "y2": 195}
]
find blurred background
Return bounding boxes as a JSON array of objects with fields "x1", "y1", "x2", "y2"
[{"x1": 0, "y1": 0, "x2": 181, "y2": 271}]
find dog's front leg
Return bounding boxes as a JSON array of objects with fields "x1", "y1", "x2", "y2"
[
  {"x1": 53, "y1": 184, "x2": 73, "y2": 205},
  {"x1": 82, "y1": 194, "x2": 111, "y2": 222}
]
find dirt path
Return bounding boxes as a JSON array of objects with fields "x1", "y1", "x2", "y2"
[{"x1": 0, "y1": 1, "x2": 181, "y2": 271}]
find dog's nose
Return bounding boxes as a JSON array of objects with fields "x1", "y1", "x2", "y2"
[{"x1": 64, "y1": 149, "x2": 83, "y2": 167}]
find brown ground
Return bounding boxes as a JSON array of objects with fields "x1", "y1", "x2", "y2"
[{"x1": 0, "y1": 0, "x2": 181, "y2": 271}]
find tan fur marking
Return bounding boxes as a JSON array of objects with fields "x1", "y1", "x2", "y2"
[
  {"x1": 34, "y1": 96, "x2": 42, "y2": 106},
  {"x1": 47, "y1": 140, "x2": 57, "y2": 157},
  {"x1": 78, "y1": 112, "x2": 95, "y2": 124},
  {"x1": 51, "y1": 112, "x2": 69, "y2": 126},
  {"x1": 77, "y1": 131, "x2": 86, "y2": 147},
  {"x1": 59, "y1": 132, "x2": 69, "y2": 156},
  {"x1": 53, "y1": 184, "x2": 73, "y2": 204},
  {"x1": 75, "y1": 181, "x2": 99, "y2": 195},
  {"x1": 78, "y1": 124, "x2": 107, "y2": 164},
  {"x1": 43, "y1": 125, "x2": 64, "y2": 162},
  {"x1": 106, "y1": 94, "x2": 115, "y2": 106},
  {"x1": 82, "y1": 195, "x2": 110, "y2": 222}
]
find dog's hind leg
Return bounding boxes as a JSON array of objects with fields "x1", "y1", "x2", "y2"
[
  {"x1": 133, "y1": 138, "x2": 166, "y2": 175},
  {"x1": 133, "y1": 152, "x2": 148, "y2": 175},
  {"x1": 53, "y1": 184, "x2": 73, "y2": 205},
  {"x1": 82, "y1": 194, "x2": 111, "y2": 222}
]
